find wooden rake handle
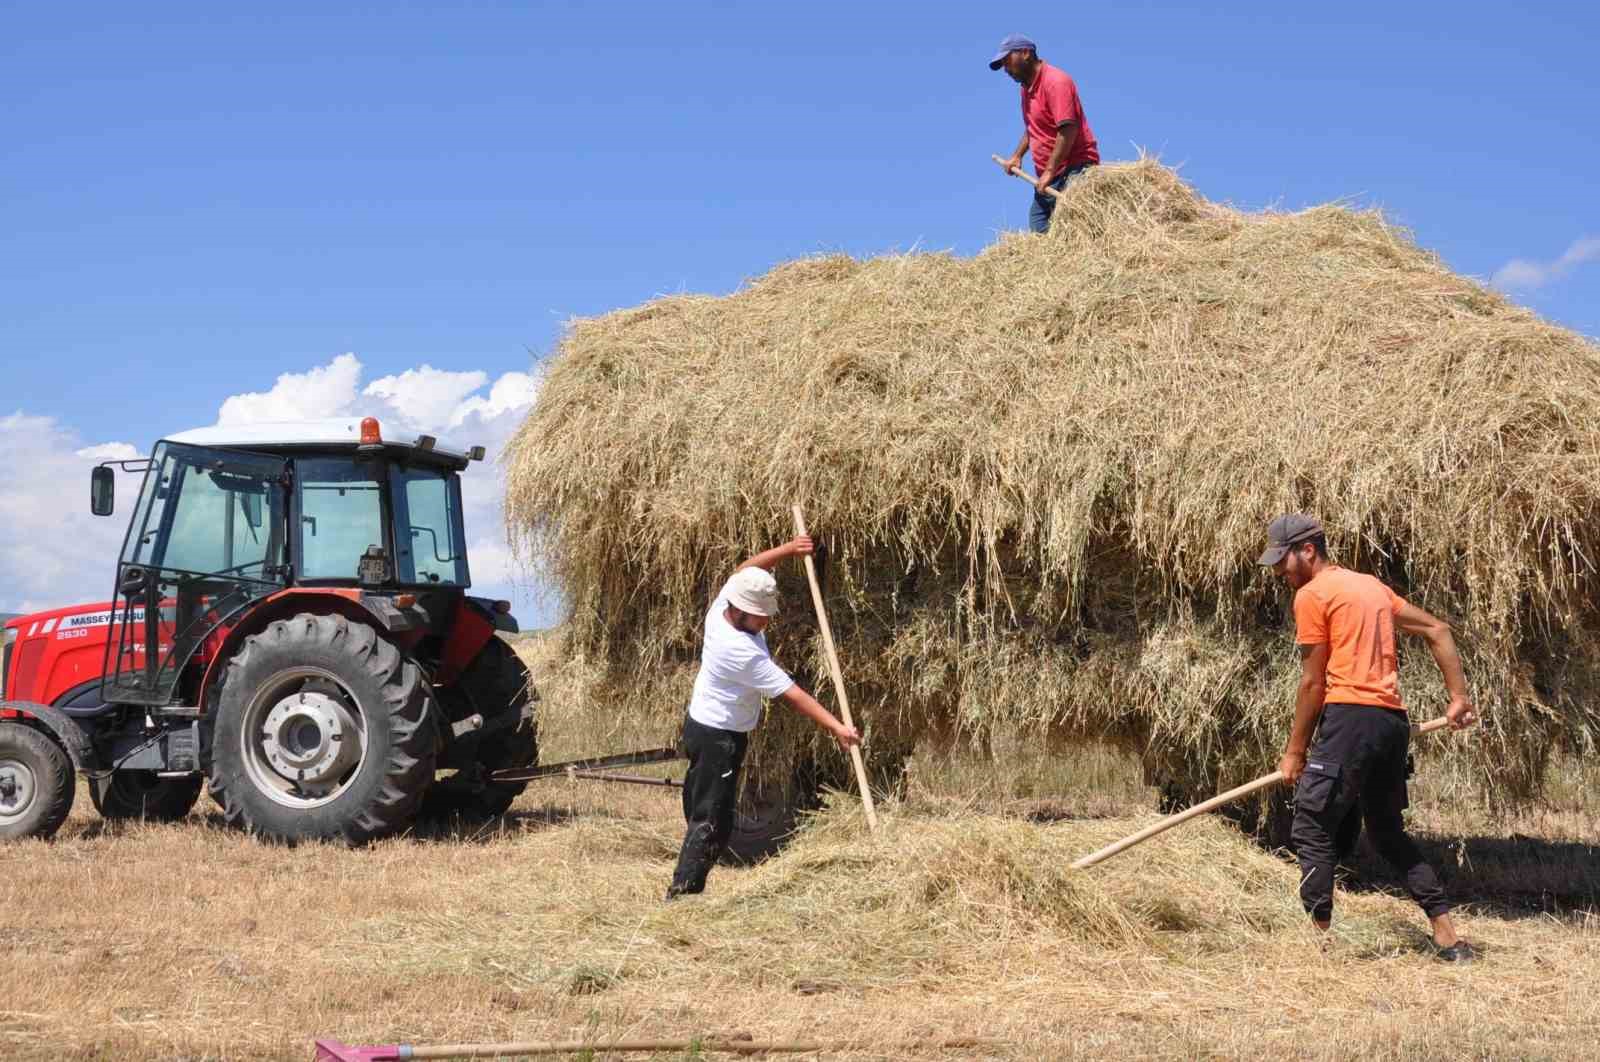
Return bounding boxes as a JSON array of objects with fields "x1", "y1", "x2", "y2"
[
  {"x1": 1070, "y1": 716, "x2": 1453, "y2": 870},
  {"x1": 792, "y1": 505, "x2": 879, "y2": 832},
  {"x1": 991, "y1": 153, "x2": 1064, "y2": 198},
  {"x1": 327, "y1": 1036, "x2": 1010, "y2": 1059}
]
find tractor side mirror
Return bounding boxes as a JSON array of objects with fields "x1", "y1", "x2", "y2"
[{"x1": 90, "y1": 466, "x2": 115, "y2": 516}]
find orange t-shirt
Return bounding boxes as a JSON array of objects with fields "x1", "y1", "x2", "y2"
[{"x1": 1292, "y1": 566, "x2": 1407, "y2": 710}]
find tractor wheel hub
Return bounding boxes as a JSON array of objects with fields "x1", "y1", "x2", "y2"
[
  {"x1": 0, "y1": 759, "x2": 37, "y2": 822},
  {"x1": 260, "y1": 691, "x2": 361, "y2": 790}
]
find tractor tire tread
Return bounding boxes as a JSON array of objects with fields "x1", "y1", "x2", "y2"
[
  {"x1": 0, "y1": 721, "x2": 76, "y2": 840},
  {"x1": 417, "y1": 637, "x2": 538, "y2": 821},
  {"x1": 206, "y1": 612, "x2": 435, "y2": 846}
]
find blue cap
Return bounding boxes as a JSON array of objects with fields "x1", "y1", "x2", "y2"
[{"x1": 989, "y1": 34, "x2": 1036, "y2": 71}]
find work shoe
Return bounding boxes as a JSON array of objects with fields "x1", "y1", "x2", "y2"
[{"x1": 1434, "y1": 941, "x2": 1476, "y2": 964}]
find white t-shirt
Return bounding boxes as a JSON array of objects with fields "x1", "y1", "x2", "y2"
[{"x1": 686, "y1": 577, "x2": 796, "y2": 733}]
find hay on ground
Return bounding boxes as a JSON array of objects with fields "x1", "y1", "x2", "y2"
[{"x1": 505, "y1": 158, "x2": 1600, "y2": 804}]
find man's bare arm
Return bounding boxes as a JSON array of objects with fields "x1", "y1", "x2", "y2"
[
  {"x1": 1004, "y1": 130, "x2": 1030, "y2": 174},
  {"x1": 777, "y1": 685, "x2": 860, "y2": 747},
  {"x1": 1279, "y1": 642, "x2": 1329, "y2": 783},
  {"x1": 1394, "y1": 601, "x2": 1476, "y2": 728},
  {"x1": 735, "y1": 536, "x2": 812, "y2": 573},
  {"x1": 1039, "y1": 120, "x2": 1078, "y2": 184}
]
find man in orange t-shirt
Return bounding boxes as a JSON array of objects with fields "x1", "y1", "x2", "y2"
[{"x1": 1259, "y1": 514, "x2": 1477, "y2": 961}]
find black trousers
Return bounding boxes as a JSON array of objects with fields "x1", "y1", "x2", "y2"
[
  {"x1": 1291, "y1": 703, "x2": 1451, "y2": 921},
  {"x1": 668, "y1": 715, "x2": 749, "y2": 895}
]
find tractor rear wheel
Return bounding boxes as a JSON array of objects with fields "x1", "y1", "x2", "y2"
[
  {"x1": 90, "y1": 770, "x2": 203, "y2": 822},
  {"x1": 419, "y1": 637, "x2": 538, "y2": 820},
  {"x1": 0, "y1": 722, "x2": 75, "y2": 840},
  {"x1": 207, "y1": 613, "x2": 435, "y2": 845}
]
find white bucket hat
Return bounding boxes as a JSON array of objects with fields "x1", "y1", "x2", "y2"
[{"x1": 725, "y1": 567, "x2": 780, "y2": 617}]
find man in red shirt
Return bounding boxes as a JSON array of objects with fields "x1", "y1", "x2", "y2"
[
  {"x1": 1260, "y1": 514, "x2": 1477, "y2": 961},
  {"x1": 990, "y1": 34, "x2": 1100, "y2": 233}
]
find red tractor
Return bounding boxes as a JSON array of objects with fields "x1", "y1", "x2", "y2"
[{"x1": 0, "y1": 416, "x2": 538, "y2": 843}]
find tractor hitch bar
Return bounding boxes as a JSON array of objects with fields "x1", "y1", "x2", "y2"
[
  {"x1": 487, "y1": 746, "x2": 683, "y2": 786},
  {"x1": 566, "y1": 769, "x2": 684, "y2": 789}
]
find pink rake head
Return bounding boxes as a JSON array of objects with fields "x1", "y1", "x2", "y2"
[{"x1": 312, "y1": 1040, "x2": 412, "y2": 1061}]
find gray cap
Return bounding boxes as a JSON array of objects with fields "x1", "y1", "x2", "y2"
[{"x1": 1257, "y1": 514, "x2": 1324, "y2": 566}]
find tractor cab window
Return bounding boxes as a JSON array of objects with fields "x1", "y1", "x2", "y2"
[
  {"x1": 162, "y1": 467, "x2": 276, "y2": 577},
  {"x1": 123, "y1": 444, "x2": 284, "y2": 579},
  {"x1": 295, "y1": 459, "x2": 386, "y2": 582},
  {"x1": 391, "y1": 465, "x2": 469, "y2": 586}
]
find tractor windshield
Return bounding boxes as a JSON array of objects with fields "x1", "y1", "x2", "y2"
[{"x1": 120, "y1": 443, "x2": 287, "y2": 578}]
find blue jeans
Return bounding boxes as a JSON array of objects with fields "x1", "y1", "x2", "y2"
[{"x1": 1029, "y1": 163, "x2": 1093, "y2": 233}]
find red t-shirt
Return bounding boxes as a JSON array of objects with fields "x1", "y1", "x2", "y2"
[{"x1": 1021, "y1": 63, "x2": 1099, "y2": 177}]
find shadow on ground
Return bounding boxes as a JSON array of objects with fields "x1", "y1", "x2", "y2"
[
  {"x1": 407, "y1": 804, "x2": 592, "y2": 844},
  {"x1": 1339, "y1": 831, "x2": 1600, "y2": 920}
]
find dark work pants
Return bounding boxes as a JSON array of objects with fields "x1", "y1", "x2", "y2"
[
  {"x1": 1291, "y1": 703, "x2": 1451, "y2": 921},
  {"x1": 668, "y1": 715, "x2": 749, "y2": 895}
]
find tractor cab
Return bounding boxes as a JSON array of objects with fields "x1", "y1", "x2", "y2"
[{"x1": 91, "y1": 417, "x2": 481, "y2": 709}]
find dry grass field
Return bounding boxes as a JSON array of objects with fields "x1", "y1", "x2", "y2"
[{"x1": 2, "y1": 635, "x2": 1597, "y2": 1061}]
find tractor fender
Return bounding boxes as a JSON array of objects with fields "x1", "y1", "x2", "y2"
[
  {"x1": 467, "y1": 595, "x2": 519, "y2": 635},
  {"x1": 0, "y1": 700, "x2": 101, "y2": 770},
  {"x1": 436, "y1": 597, "x2": 502, "y2": 685},
  {"x1": 196, "y1": 588, "x2": 421, "y2": 714}
]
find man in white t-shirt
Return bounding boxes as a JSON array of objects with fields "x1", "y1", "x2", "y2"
[{"x1": 667, "y1": 534, "x2": 861, "y2": 898}]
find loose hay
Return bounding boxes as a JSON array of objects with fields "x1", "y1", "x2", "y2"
[
  {"x1": 5, "y1": 761, "x2": 1598, "y2": 1059},
  {"x1": 365, "y1": 800, "x2": 1313, "y2": 996},
  {"x1": 505, "y1": 158, "x2": 1600, "y2": 804}
]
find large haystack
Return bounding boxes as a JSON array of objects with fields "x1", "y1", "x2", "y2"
[{"x1": 505, "y1": 159, "x2": 1600, "y2": 804}]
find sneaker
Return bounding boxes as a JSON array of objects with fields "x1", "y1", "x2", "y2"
[{"x1": 1435, "y1": 941, "x2": 1476, "y2": 964}]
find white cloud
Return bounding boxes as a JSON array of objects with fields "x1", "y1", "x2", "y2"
[
  {"x1": 449, "y1": 371, "x2": 540, "y2": 428},
  {"x1": 75, "y1": 442, "x2": 142, "y2": 462},
  {"x1": 217, "y1": 352, "x2": 363, "y2": 424},
  {"x1": 2, "y1": 354, "x2": 554, "y2": 627},
  {"x1": 1493, "y1": 236, "x2": 1600, "y2": 291},
  {"x1": 364, "y1": 365, "x2": 489, "y2": 432},
  {"x1": 0, "y1": 413, "x2": 138, "y2": 614}
]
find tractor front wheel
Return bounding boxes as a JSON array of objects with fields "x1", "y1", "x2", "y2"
[
  {"x1": 0, "y1": 722, "x2": 75, "y2": 840},
  {"x1": 90, "y1": 771, "x2": 203, "y2": 822},
  {"x1": 207, "y1": 613, "x2": 436, "y2": 845}
]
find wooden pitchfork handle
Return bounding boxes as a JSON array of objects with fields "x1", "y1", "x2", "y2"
[
  {"x1": 1070, "y1": 716, "x2": 1453, "y2": 870},
  {"x1": 792, "y1": 505, "x2": 879, "y2": 832},
  {"x1": 991, "y1": 153, "x2": 1064, "y2": 198}
]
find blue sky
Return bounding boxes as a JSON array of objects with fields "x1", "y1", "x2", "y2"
[{"x1": 2, "y1": 1, "x2": 1596, "y2": 622}]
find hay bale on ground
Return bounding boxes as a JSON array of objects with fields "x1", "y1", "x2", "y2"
[{"x1": 505, "y1": 158, "x2": 1600, "y2": 806}]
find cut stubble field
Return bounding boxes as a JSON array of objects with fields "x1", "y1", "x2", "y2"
[{"x1": 1, "y1": 636, "x2": 1597, "y2": 1061}]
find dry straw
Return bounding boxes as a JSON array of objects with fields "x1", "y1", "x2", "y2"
[{"x1": 505, "y1": 158, "x2": 1600, "y2": 806}]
